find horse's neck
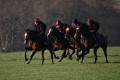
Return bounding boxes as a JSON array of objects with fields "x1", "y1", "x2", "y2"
[
  {"x1": 81, "y1": 33, "x2": 92, "y2": 40},
  {"x1": 69, "y1": 27, "x2": 76, "y2": 35},
  {"x1": 30, "y1": 31, "x2": 40, "y2": 41}
]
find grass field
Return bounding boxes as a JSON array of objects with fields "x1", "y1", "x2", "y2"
[{"x1": 0, "y1": 47, "x2": 120, "y2": 80}]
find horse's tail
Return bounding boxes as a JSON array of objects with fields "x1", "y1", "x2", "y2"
[
  {"x1": 101, "y1": 34, "x2": 108, "y2": 45},
  {"x1": 105, "y1": 36, "x2": 108, "y2": 45}
]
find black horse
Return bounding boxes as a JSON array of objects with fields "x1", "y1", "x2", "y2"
[
  {"x1": 75, "y1": 23, "x2": 108, "y2": 63},
  {"x1": 24, "y1": 29, "x2": 47, "y2": 64},
  {"x1": 47, "y1": 26, "x2": 69, "y2": 63}
]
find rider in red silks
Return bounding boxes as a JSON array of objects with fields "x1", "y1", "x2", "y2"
[
  {"x1": 55, "y1": 20, "x2": 69, "y2": 43},
  {"x1": 87, "y1": 18, "x2": 100, "y2": 44},
  {"x1": 55, "y1": 20, "x2": 67, "y2": 34},
  {"x1": 34, "y1": 17, "x2": 46, "y2": 43},
  {"x1": 34, "y1": 17, "x2": 46, "y2": 34}
]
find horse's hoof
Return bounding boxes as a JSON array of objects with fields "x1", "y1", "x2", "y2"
[
  {"x1": 25, "y1": 58, "x2": 28, "y2": 61},
  {"x1": 55, "y1": 57, "x2": 59, "y2": 59},
  {"x1": 76, "y1": 58, "x2": 80, "y2": 61},
  {"x1": 68, "y1": 57, "x2": 72, "y2": 60},
  {"x1": 27, "y1": 61, "x2": 30, "y2": 64},
  {"x1": 81, "y1": 61, "x2": 83, "y2": 64},
  {"x1": 58, "y1": 60, "x2": 61, "y2": 62},
  {"x1": 80, "y1": 62, "x2": 83, "y2": 64},
  {"x1": 106, "y1": 61, "x2": 108, "y2": 63}
]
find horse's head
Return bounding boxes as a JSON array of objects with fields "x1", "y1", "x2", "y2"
[
  {"x1": 65, "y1": 26, "x2": 76, "y2": 37},
  {"x1": 75, "y1": 23, "x2": 91, "y2": 40},
  {"x1": 47, "y1": 26, "x2": 60, "y2": 37},
  {"x1": 24, "y1": 29, "x2": 30, "y2": 44},
  {"x1": 65, "y1": 27, "x2": 70, "y2": 36},
  {"x1": 24, "y1": 29, "x2": 36, "y2": 44}
]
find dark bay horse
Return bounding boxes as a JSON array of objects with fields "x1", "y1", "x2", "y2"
[
  {"x1": 75, "y1": 23, "x2": 108, "y2": 63},
  {"x1": 47, "y1": 26, "x2": 69, "y2": 63},
  {"x1": 65, "y1": 27, "x2": 77, "y2": 60},
  {"x1": 24, "y1": 29, "x2": 47, "y2": 64}
]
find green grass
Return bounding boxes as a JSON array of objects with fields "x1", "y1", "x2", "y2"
[{"x1": 0, "y1": 47, "x2": 120, "y2": 80}]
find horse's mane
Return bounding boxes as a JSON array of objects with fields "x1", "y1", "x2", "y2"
[
  {"x1": 25, "y1": 28, "x2": 35, "y2": 32},
  {"x1": 50, "y1": 26, "x2": 56, "y2": 29}
]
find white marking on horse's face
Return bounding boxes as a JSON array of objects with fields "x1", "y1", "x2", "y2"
[
  {"x1": 81, "y1": 35, "x2": 83, "y2": 38},
  {"x1": 74, "y1": 34, "x2": 76, "y2": 38},
  {"x1": 66, "y1": 27, "x2": 69, "y2": 31},
  {"x1": 24, "y1": 32, "x2": 27, "y2": 39},
  {"x1": 76, "y1": 27, "x2": 79, "y2": 30},
  {"x1": 47, "y1": 29, "x2": 52, "y2": 36},
  {"x1": 24, "y1": 32, "x2": 28, "y2": 44}
]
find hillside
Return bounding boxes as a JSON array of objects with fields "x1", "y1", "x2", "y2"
[{"x1": 0, "y1": 0, "x2": 120, "y2": 51}]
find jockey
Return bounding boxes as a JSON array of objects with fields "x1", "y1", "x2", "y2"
[
  {"x1": 71, "y1": 18, "x2": 82, "y2": 43},
  {"x1": 87, "y1": 18, "x2": 100, "y2": 44},
  {"x1": 71, "y1": 18, "x2": 82, "y2": 30},
  {"x1": 34, "y1": 17, "x2": 46, "y2": 43},
  {"x1": 34, "y1": 17, "x2": 46, "y2": 36},
  {"x1": 55, "y1": 20, "x2": 69, "y2": 43},
  {"x1": 55, "y1": 20, "x2": 67, "y2": 34}
]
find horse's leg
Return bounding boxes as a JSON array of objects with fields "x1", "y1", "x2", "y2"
[
  {"x1": 67, "y1": 48, "x2": 71, "y2": 59},
  {"x1": 49, "y1": 50, "x2": 54, "y2": 64},
  {"x1": 53, "y1": 51, "x2": 59, "y2": 59},
  {"x1": 27, "y1": 50, "x2": 36, "y2": 64},
  {"x1": 101, "y1": 46, "x2": 108, "y2": 63},
  {"x1": 25, "y1": 49, "x2": 28, "y2": 61},
  {"x1": 68, "y1": 48, "x2": 75, "y2": 60},
  {"x1": 41, "y1": 50, "x2": 45, "y2": 65},
  {"x1": 81, "y1": 50, "x2": 89, "y2": 63},
  {"x1": 93, "y1": 47, "x2": 99, "y2": 63},
  {"x1": 59, "y1": 49, "x2": 67, "y2": 62},
  {"x1": 67, "y1": 48, "x2": 70, "y2": 57},
  {"x1": 81, "y1": 55, "x2": 85, "y2": 63},
  {"x1": 76, "y1": 48, "x2": 81, "y2": 61}
]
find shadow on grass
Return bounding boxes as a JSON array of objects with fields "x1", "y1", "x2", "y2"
[
  {"x1": 108, "y1": 54, "x2": 120, "y2": 57},
  {"x1": 0, "y1": 59, "x2": 18, "y2": 61},
  {"x1": 87, "y1": 61, "x2": 120, "y2": 64},
  {"x1": 107, "y1": 61, "x2": 120, "y2": 64}
]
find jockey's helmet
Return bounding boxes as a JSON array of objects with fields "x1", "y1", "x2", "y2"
[
  {"x1": 35, "y1": 17, "x2": 39, "y2": 23},
  {"x1": 72, "y1": 18, "x2": 78, "y2": 24},
  {"x1": 87, "y1": 18, "x2": 92, "y2": 24},
  {"x1": 56, "y1": 20, "x2": 61, "y2": 26}
]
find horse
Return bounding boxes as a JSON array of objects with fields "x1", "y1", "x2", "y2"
[
  {"x1": 47, "y1": 26, "x2": 69, "y2": 63},
  {"x1": 24, "y1": 28, "x2": 47, "y2": 64},
  {"x1": 65, "y1": 26, "x2": 77, "y2": 60},
  {"x1": 75, "y1": 23, "x2": 108, "y2": 63}
]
